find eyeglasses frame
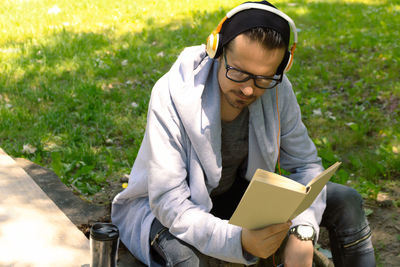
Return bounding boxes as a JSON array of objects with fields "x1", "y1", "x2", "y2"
[{"x1": 223, "y1": 50, "x2": 282, "y2": 89}]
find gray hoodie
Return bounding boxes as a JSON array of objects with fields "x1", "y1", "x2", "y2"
[{"x1": 111, "y1": 45, "x2": 325, "y2": 265}]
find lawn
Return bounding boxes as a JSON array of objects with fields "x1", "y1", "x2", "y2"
[{"x1": 1, "y1": 0, "x2": 399, "y2": 199}]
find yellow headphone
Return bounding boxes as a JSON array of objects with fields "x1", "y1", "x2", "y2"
[{"x1": 206, "y1": 2, "x2": 298, "y2": 73}]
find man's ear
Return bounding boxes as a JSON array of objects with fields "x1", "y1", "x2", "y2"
[{"x1": 276, "y1": 49, "x2": 290, "y2": 75}]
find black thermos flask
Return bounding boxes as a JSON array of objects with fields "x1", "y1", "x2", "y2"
[{"x1": 90, "y1": 223, "x2": 120, "y2": 267}]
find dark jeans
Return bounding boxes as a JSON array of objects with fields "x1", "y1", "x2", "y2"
[
  {"x1": 149, "y1": 180, "x2": 376, "y2": 266},
  {"x1": 320, "y1": 182, "x2": 375, "y2": 267}
]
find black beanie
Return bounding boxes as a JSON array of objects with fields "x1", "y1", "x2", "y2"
[{"x1": 215, "y1": 0, "x2": 291, "y2": 58}]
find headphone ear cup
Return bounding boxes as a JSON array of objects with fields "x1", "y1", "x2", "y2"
[{"x1": 206, "y1": 32, "x2": 220, "y2": 58}]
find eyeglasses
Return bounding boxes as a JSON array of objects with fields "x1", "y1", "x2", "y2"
[{"x1": 223, "y1": 51, "x2": 282, "y2": 89}]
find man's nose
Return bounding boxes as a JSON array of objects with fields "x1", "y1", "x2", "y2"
[{"x1": 240, "y1": 80, "x2": 255, "y2": 96}]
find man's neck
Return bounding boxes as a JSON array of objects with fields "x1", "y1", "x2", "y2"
[{"x1": 220, "y1": 96, "x2": 243, "y2": 122}]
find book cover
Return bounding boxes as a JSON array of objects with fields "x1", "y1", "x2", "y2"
[{"x1": 229, "y1": 162, "x2": 341, "y2": 230}]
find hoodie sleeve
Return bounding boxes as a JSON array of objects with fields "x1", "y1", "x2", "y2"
[
  {"x1": 145, "y1": 66, "x2": 257, "y2": 264},
  {"x1": 277, "y1": 76, "x2": 326, "y2": 241}
]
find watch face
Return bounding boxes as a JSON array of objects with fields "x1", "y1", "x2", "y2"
[{"x1": 297, "y1": 225, "x2": 314, "y2": 238}]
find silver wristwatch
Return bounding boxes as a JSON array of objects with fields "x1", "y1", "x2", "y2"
[{"x1": 289, "y1": 225, "x2": 316, "y2": 242}]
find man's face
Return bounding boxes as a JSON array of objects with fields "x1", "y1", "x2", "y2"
[{"x1": 217, "y1": 34, "x2": 286, "y2": 112}]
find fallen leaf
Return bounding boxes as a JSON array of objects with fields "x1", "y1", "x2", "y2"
[
  {"x1": 48, "y1": 5, "x2": 61, "y2": 15},
  {"x1": 22, "y1": 144, "x2": 37, "y2": 154},
  {"x1": 364, "y1": 208, "x2": 373, "y2": 216},
  {"x1": 313, "y1": 108, "x2": 322, "y2": 116}
]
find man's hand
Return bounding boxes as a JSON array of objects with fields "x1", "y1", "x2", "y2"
[
  {"x1": 283, "y1": 234, "x2": 314, "y2": 267},
  {"x1": 241, "y1": 222, "x2": 291, "y2": 259}
]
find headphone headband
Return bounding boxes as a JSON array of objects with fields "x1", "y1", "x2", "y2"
[
  {"x1": 206, "y1": 1, "x2": 298, "y2": 73},
  {"x1": 226, "y1": 3, "x2": 297, "y2": 44}
]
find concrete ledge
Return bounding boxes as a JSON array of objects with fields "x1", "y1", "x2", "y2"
[
  {"x1": 0, "y1": 148, "x2": 91, "y2": 266},
  {"x1": 14, "y1": 157, "x2": 108, "y2": 227},
  {"x1": 14, "y1": 156, "x2": 145, "y2": 267}
]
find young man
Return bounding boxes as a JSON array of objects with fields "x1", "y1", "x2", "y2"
[{"x1": 112, "y1": 1, "x2": 375, "y2": 266}]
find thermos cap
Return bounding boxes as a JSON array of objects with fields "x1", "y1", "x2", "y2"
[{"x1": 90, "y1": 223, "x2": 119, "y2": 241}]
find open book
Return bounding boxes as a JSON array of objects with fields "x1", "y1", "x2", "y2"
[{"x1": 229, "y1": 162, "x2": 341, "y2": 230}]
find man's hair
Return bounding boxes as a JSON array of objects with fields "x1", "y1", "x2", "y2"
[{"x1": 225, "y1": 27, "x2": 288, "y2": 52}]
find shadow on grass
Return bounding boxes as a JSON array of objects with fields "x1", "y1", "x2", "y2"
[{"x1": 0, "y1": 1, "x2": 399, "y2": 196}]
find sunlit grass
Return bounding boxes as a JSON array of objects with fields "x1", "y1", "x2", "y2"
[
  {"x1": 278, "y1": 0, "x2": 386, "y2": 4},
  {"x1": 1, "y1": 0, "x2": 243, "y2": 43}
]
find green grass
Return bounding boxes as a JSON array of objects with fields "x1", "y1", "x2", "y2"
[{"x1": 1, "y1": 0, "x2": 399, "y2": 198}]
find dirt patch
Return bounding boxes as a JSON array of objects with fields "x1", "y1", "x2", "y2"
[
  {"x1": 318, "y1": 181, "x2": 400, "y2": 266},
  {"x1": 368, "y1": 181, "x2": 400, "y2": 266},
  {"x1": 368, "y1": 203, "x2": 400, "y2": 266}
]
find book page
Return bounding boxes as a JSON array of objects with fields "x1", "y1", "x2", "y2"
[
  {"x1": 253, "y1": 169, "x2": 307, "y2": 193},
  {"x1": 289, "y1": 162, "x2": 342, "y2": 219},
  {"x1": 229, "y1": 178, "x2": 306, "y2": 230}
]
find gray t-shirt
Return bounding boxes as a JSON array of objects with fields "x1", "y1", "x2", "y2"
[{"x1": 211, "y1": 108, "x2": 249, "y2": 196}]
